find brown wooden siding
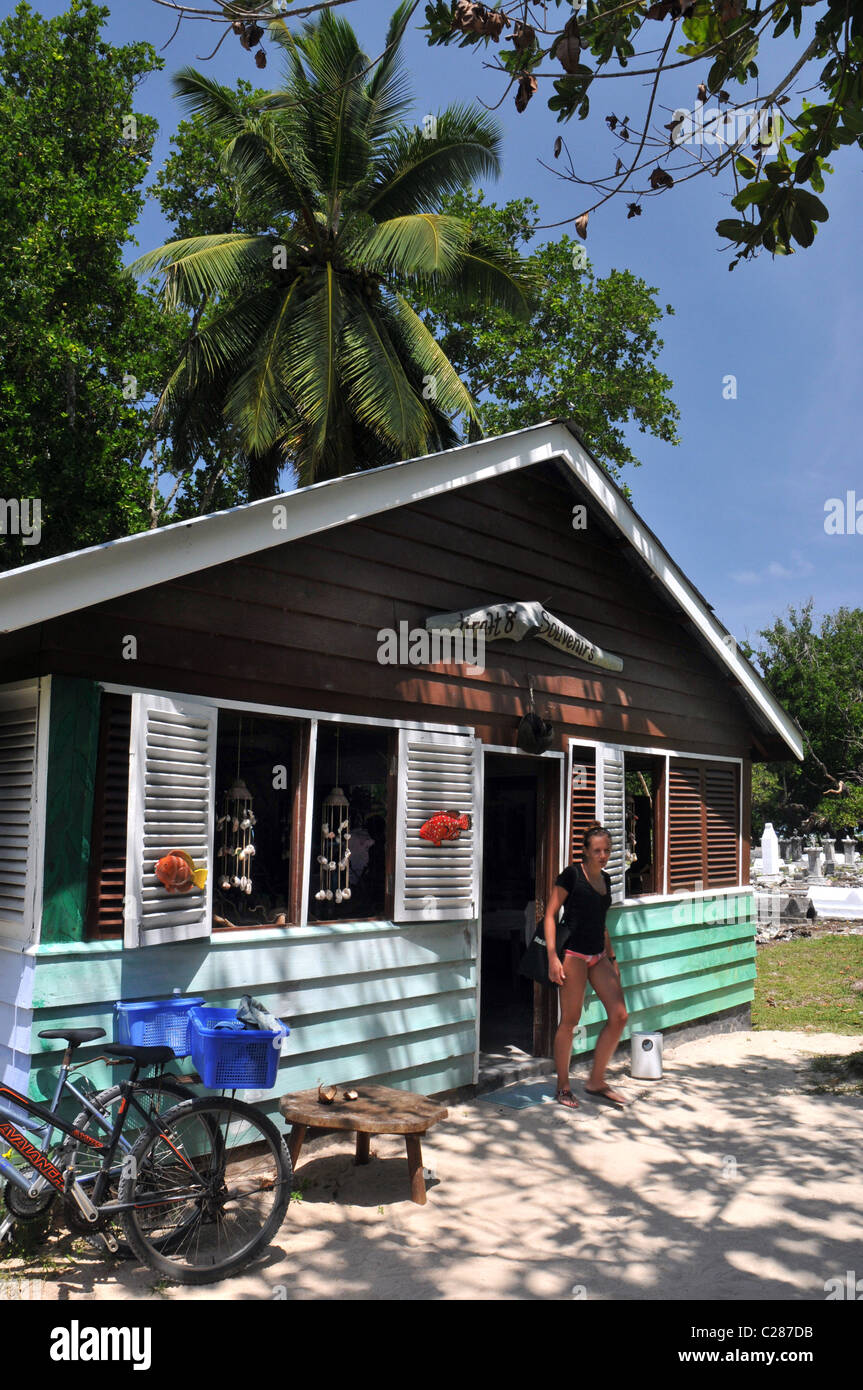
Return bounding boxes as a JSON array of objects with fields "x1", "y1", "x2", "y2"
[{"x1": 1, "y1": 463, "x2": 755, "y2": 759}]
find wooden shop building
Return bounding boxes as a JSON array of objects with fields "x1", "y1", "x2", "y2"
[{"x1": 0, "y1": 421, "x2": 802, "y2": 1114}]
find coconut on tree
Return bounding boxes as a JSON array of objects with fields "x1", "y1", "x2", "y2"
[{"x1": 129, "y1": 3, "x2": 536, "y2": 499}]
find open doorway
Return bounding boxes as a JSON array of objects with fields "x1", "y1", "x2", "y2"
[{"x1": 479, "y1": 754, "x2": 540, "y2": 1054}]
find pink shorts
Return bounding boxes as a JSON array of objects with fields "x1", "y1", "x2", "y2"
[{"x1": 564, "y1": 949, "x2": 606, "y2": 968}]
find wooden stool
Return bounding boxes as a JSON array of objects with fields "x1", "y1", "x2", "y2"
[{"x1": 279, "y1": 1083, "x2": 448, "y2": 1205}]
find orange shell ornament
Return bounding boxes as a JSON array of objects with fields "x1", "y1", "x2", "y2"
[{"x1": 154, "y1": 849, "x2": 207, "y2": 894}]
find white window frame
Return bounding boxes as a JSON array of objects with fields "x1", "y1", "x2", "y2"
[
  {"x1": 102, "y1": 682, "x2": 477, "y2": 931},
  {"x1": 566, "y1": 738, "x2": 744, "y2": 902}
]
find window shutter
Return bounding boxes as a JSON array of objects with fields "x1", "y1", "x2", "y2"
[
  {"x1": 86, "y1": 695, "x2": 132, "y2": 940},
  {"x1": 705, "y1": 762, "x2": 739, "y2": 887},
  {"x1": 668, "y1": 759, "x2": 739, "y2": 891},
  {"x1": 667, "y1": 762, "x2": 704, "y2": 893},
  {"x1": 124, "y1": 694, "x2": 216, "y2": 947},
  {"x1": 568, "y1": 745, "x2": 597, "y2": 863},
  {"x1": 393, "y1": 730, "x2": 482, "y2": 922},
  {"x1": 596, "y1": 744, "x2": 626, "y2": 903},
  {"x1": 0, "y1": 683, "x2": 40, "y2": 941}
]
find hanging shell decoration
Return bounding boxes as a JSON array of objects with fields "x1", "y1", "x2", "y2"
[
  {"x1": 314, "y1": 785, "x2": 351, "y2": 905},
  {"x1": 217, "y1": 777, "x2": 257, "y2": 895}
]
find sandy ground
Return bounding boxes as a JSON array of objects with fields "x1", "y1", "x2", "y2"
[{"x1": 2, "y1": 1029, "x2": 861, "y2": 1302}]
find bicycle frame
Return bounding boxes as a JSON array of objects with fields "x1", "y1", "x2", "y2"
[{"x1": 0, "y1": 1078, "x2": 162, "y2": 1202}]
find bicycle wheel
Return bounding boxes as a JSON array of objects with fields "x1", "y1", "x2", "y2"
[
  {"x1": 118, "y1": 1096, "x2": 291, "y2": 1285},
  {"x1": 71, "y1": 1076, "x2": 197, "y2": 1187},
  {"x1": 68, "y1": 1077, "x2": 200, "y2": 1256}
]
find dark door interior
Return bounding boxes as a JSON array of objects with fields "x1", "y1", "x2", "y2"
[{"x1": 480, "y1": 756, "x2": 538, "y2": 1054}]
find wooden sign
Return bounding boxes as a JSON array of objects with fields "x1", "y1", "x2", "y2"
[{"x1": 425, "y1": 600, "x2": 623, "y2": 672}]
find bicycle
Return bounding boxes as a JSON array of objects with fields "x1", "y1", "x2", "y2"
[
  {"x1": 0, "y1": 1027, "x2": 197, "y2": 1253},
  {"x1": 0, "y1": 1028, "x2": 292, "y2": 1284}
]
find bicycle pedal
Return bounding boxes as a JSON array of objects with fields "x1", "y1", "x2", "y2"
[{"x1": 100, "y1": 1231, "x2": 119, "y2": 1254}]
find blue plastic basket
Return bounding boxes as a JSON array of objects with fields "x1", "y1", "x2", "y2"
[
  {"x1": 188, "y1": 1006, "x2": 288, "y2": 1090},
  {"x1": 115, "y1": 996, "x2": 206, "y2": 1058}
]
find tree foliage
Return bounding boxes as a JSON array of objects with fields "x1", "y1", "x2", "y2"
[
  {"x1": 414, "y1": 189, "x2": 679, "y2": 481},
  {"x1": 744, "y1": 603, "x2": 863, "y2": 834},
  {"x1": 0, "y1": 0, "x2": 183, "y2": 568},
  {"x1": 130, "y1": 3, "x2": 538, "y2": 498},
  {"x1": 423, "y1": 0, "x2": 863, "y2": 266}
]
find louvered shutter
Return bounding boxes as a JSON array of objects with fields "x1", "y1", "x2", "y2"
[
  {"x1": 667, "y1": 762, "x2": 705, "y2": 892},
  {"x1": 393, "y1": 730, "x2": 482, "y2": 922},
  {"x1": 0, "y1": 683, "x2": 40, "y2": 941},
  {"x1": 668, "y1": 759, "x2": 740, "y2": 891},
  {"x1": 596, "y1": 744, "x2": 626, "y2": 902},
  {"x1": 86, "y1": 695, "x2": 132, "y2": 939},
  {"x1": 705, "y1": 762, "x2": 739, "y2": 886},
  {"x1": 568, "y1": 745, "x2": 597, "y2": 864},
  {"x1": 124, "y1": 695, "x2": 216, "y2": 947}
]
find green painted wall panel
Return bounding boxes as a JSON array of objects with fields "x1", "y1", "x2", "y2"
[
  {"x1": 40, "y1": 678, "x2": 101, "y2": 945},
  {"x1": 608, "y1": 892, "x2": 754, "y2": 937},
  {"x1": 27, "y1": 893, "x2": 756, "y2": 1103},
  {"x1": 616, "y1": 939, "x2": 755, "y2": 989},
  {"x1": 614, "y1": 919, "x2": 755, "y2": 963},
  {"x1": 32, "y1": 921, "x2": 475, "y2": 1009}
]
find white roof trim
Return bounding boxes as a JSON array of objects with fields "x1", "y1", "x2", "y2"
[{"x1": 0, "y1": 420, "x2": 802, "y2": 759}]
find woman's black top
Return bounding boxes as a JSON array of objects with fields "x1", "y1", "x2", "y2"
[{"x1": 554, "y1": 863, "x2": 611, "y2": 955}]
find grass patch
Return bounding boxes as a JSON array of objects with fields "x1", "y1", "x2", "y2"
[{"x1": 753, "y1": 933, "x2": 863, "y2": 1032}]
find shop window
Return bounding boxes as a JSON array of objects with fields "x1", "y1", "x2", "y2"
[
  {"x1": 624, "y1": 755, "x2": 665, "y2": 898},
  {"x1": 213, "y1": 712, "x2": 303, "y2": 929},
  {"x1": 569, "y1": 743, "x2": 666, "y2": 900},
  {"x1": 309, "y1": 724, "x2": 391, "y2": 922}
]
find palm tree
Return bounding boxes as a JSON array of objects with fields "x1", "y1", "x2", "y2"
[{"x1": 130, "y1": 3, "x2": 536, "y2": 499}]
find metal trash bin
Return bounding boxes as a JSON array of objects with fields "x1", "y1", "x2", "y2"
[{"x1": 631, "y1": 1031, "x2": 663, "y2": 1079}]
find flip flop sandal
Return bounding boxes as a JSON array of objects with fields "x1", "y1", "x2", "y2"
[
  {"x1": 584, "y1": 1085, "x2": 626, "y2": 1108},
  {"x1": 556, "y1": 1088, "x2": 580, "y2": 1109}
]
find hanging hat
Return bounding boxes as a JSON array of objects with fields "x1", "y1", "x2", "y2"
[
  {"x1": 517, "y1": 710, "x2": 554, "y2": 754},
  {"x1": 517, "y1": 676, "x2": 554, "y2": 753}
]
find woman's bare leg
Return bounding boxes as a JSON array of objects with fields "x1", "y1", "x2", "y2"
[
  {"x1": 585, "y1": 956, "x2": 628, "y2": 1102},
  {"x1": 554, "y1": 957, "x2": 589, "y2": 1093}
]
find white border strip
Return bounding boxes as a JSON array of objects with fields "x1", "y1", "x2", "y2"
[{"x1": 100, "y1": 682, "x2": 474, "y2": 737}]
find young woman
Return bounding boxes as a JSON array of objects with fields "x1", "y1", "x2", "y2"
[{"x1": 545, "y1": 823, "x2": 628, "y2": 1109}]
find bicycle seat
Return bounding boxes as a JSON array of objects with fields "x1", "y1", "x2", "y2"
[
  {"x1": 38, "y1": 1028, "x2": 106, "y2": 1047},
  {"x1": 101, "y1": 1044, "x2": 176, "y2": 1066}
]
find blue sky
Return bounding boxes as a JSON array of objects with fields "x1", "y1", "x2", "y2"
[{"x1": 12, "y1": 0, "x2": 861, "y2": 649}]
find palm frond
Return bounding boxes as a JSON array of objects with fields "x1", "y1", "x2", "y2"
[
  {"x1": 339, "y1": 290, "x2": 432, "y2": 454},
  {"x1": 351, "y1": 213, "x2": 471, "y2": 277},
  {"x1": 438, "y1": 234, "x2": 540, "y2": 319},
  {"x1": 281, "y1": 264, "x2": 344, "y2": 452},
  {"x1": 220, "y1": 123, "x2": 315, "y2": 219},
  {"x1": 171, "y1": 68, "x2": 258, "y2": 141},
  {"x1": 126, "y1": 234, "x2": 272, "y2": 310},
  {"x1": 365, "y1": 106, "x2": 502, "y2": 219},
  {"x1": 364, "y1": 2, "x2": 416, "y2": 141},
  {"x1": 389, "y1": 291, "x2": 480, "y2": 424},
  {"x1": 225, "y1": 277, "x2": 304, "y2": 454}
]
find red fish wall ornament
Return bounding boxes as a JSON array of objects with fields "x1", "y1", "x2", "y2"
[
  {"x1": 419, "y1": 810, "x2": 472, "y2": 847},
  {"x1": 154, "y1": 849, "x2": 207, "y2": 894}
]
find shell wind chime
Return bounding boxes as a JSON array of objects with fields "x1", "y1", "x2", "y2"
[
  {"x1": 315, "y1": 732, "x2": 352, "y2": 906},
  {"x1": 217, "y1": 722, "x2": 257, "y2": 895}
]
